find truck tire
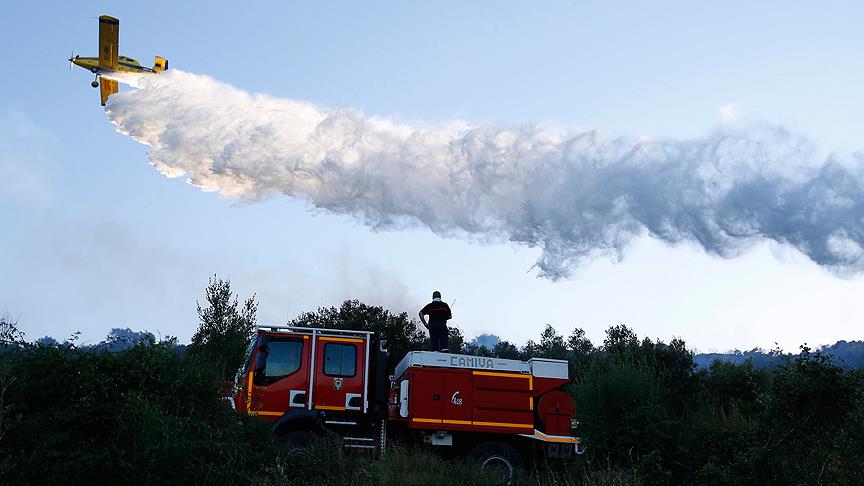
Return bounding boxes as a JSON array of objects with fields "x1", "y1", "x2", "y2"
[
  {"x1": 278, "y1": 430, "x2": 316, "y2": 451},
  {"x1": 469, "y1": 441, "x2": 523, "y2": 484}
]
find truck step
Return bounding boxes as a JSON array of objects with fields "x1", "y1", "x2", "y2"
[
  {"x1": 325, "y1": 420, "x2": 357, "y2": 425},
  {"x1": 343, "y1": 436, "x2": 377, "y2": 450}
]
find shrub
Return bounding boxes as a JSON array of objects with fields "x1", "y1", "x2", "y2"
[
  {"x1": 751, "y1": 348, "x2": 864, "y2": 484},
  {"x1": 0, "y1": 342, "x2": 284, "y2": 484},
  {"x1": 574, "y1": 362, "x2": 675, "y2": 473}
]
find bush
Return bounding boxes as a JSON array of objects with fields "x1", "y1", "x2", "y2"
[
  {"x1": 574, "y1": 361, "x2": 675, "y2": 475},
  {"x1": 0, "y1": 342, "x2": 285, "y2": 484},
  {"x1": 751, "y1": 348, "x2": 864, "y2": 484}
]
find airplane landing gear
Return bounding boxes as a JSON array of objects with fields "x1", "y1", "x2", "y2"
[
  {"x1": 92, "y1": 80, "x2": 99, "y2": 88},
  {"x1": 90, "y1": 67, "x2": 98, "y2": 73}
]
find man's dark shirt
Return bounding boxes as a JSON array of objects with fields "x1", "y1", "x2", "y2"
[{"x1": 421, "y1": 301, "x2": 452, "y2": 328}]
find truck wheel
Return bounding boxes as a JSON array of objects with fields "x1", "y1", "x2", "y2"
[
  {"x1": 278, "y1": 430, "x2": 316, "y2": 451},
  {"x1": 469, "y1": 441, "x2": 522, "y2": 484}
]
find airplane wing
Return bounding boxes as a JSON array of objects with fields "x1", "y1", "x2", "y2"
[
  {"x1": 100, "y1": 78, "x2": 118, "y2": 106},
  {"x1": 98, "y1": 15, "x2": 119, "y2": 69}
]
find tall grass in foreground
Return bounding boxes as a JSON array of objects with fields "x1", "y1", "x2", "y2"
[
  {"x1": 274, "y1": 443, "x2": 507, "y2": 486},
  {"x1": 275, "y1": 441, "x2": 638, "y2": 486}
]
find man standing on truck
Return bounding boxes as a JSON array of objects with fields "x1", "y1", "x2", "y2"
[{"x1": 419, "y1": 290, "x2": 452, "y2": 352}]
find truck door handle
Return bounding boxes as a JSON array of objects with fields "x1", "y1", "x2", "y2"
[
  {"x1": 290, "y1": 390, "x2": 307, "y2": 407},
  {"x1": 433, "y1": 394, "x2": 440, "y2": 400}
]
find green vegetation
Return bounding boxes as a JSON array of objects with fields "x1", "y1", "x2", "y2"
[
  {"x1": 1, "y1": 294, "x2": 862, "y2": 484},
  {"x1": 187, "y1": 276, "x2": 258, "y2": 380}
]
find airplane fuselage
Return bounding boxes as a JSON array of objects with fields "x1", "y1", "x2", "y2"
[{"x1": 71, "y1": 56, "x2": 157, "y2": 75}]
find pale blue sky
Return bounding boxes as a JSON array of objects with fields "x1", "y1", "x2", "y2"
[{"x1": 2, "y1": 1, "x2": 863, "y2": 351}]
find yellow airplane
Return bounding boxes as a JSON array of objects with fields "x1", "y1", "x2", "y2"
[{"x1": 69, "y1": 15, "x2": 168, "y2": 106}]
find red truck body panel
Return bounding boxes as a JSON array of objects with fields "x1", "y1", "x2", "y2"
[{"x1": 389, "y1": 351, "x2": 576, "y2": 440}]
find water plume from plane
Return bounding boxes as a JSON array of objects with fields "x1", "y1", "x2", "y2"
[{"x1": 105, "y1": 69, "x2": 864, "y2": 279}]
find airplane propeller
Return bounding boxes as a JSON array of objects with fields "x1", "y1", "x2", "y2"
[{"x1": 68, "y1": 51, "x2": 74, "y2": 71}]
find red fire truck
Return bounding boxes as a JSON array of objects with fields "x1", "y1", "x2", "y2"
[{"x1": 232, "y1": 325, "x2": 584, "y2": 478}]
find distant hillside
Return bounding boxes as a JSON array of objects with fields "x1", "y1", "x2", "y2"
[{"x1": 694, "y1": 340, "x2": 864, "y2": 369}]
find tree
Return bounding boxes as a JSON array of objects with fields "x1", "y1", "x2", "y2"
[
  {"x1": 460, "y1": 342, "x2": 494, "y2": 357},
  {"x1": 567, "y1": 327, "x2": 595, "y2": 377},
  {"x1": 447, "y1": 327, "x2": 464, "y2": 354},
  {"x1": 522, "y1": 339, "x2": 539, "y2": 359},
  {"x1": 35, "y1": 336, "x2": 59, "y2": 348},
  {"x1": 492, "y1": 341, "x2": 521, "y2": 360},
  {"x1": 603, "y1": 324, "x2": 639, "y2": 361},
  {"x1": 0, "y1": 312, "x2": 24, "y2": 346},
  {"x1": 289, "y1": 300, "x2": 426, "y2": 371},
  {"x1": 568, "y1": 328, "x2": 594, "y2": 355},
  {"x1": 187, "y1": 276, "x2": 257, "y2": 380},
  {"x1": 537, "y1": 324, "x2": 568, "y2": 359},
  {"x1": 701, "y1": 358, "x2": 766, "y2": 415},
  {"x1": 100, "y1": 328, "x2": 157, "y2": 352}
]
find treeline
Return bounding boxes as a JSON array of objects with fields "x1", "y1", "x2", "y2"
[{"x1": 1, "y1": 286, "x2": 863, "y2": 484}]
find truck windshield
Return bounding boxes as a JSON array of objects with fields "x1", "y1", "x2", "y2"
[{"x1": 260, "y1": 340, "x2": 303, "y2": 384}]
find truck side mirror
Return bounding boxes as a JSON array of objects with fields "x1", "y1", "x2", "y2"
[
  {"x1": 253, "y1": 336, "x2": 269, "y2": 383},
  {"x1": 257, "y1": 335, "x2": 270, "y2": 350},
  {"x1": 254, "y1": 352, "x2": 267, "y2": 375}
]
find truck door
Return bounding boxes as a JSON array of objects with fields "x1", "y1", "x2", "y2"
[
  {"x1": 442, "y1": 370, "x2": 473, "y2": 424},
  {"x1": 409, "y1": 368, "x2": 443, "y2": 422},
  {"x1": 312, "y1": 336, "x2": 366, "y2": 412},
  {"x1": 248, "y1": 334, "x2": 311, "y2": 416}
]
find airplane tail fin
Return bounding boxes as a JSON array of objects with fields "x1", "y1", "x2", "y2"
[{"x1": 153, "y1": 56, "x2": 168, "y2": 73}]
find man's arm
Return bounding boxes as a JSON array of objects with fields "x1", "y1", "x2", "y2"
[{"x1": 418, "y1": 310, "x2": 428, "y2": 328}]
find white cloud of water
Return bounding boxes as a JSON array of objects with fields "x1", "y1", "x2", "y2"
[{"x1": 106, "y1": 70, "x2": 864, "y2": 279}]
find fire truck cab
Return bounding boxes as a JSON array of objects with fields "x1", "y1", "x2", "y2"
[
  {"x1": 233, "y1": 326, "x2": 384, "y2": 449},
  {"x1": 236, "y1": 326, "x2": 372, "y2": 416}
]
